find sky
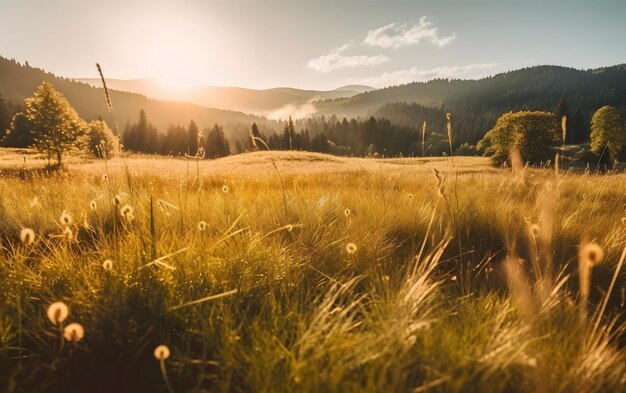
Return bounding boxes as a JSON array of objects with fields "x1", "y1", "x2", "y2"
[{"x1": 1, "y1": 0, "x2": 625, "y2": 90}]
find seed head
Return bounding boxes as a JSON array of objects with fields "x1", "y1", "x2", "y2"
[
  {"x1": 63, "y1": 323, "x2": 85, "y2": 342},
  {"x1": 102, "y1": 259, "x2": 113, "y2": 271},
  {"x1": 530, "y1": 224, "x2": 540, "y2": 238},
  {"x1": 60, "y1": 210, "x2": 73, "y2": 226},
  {"x1": 47, "y1": 301, "x2": 69, "y2": 325},
  {"x1": 119, "y1": 205, "x2": 134, "y2": 221},
  {"x1": 90, "y1": 200, "x2": 97, "y2": 210},
  {"x1": 20, "y1": 228, "x2": 35, "y2": 246},
  {"x1": 222, "y1": 185, "x2": 229, "y2": 194},
  {"x1": 197, "y1": 221, "x2": 207, "y2": 231},
  {"x1": 346, "y1": 242, "x2": 358, "y2": 255},
  {"x1": 344, "y1": 208, "x2": 351, "y2": 217},
  {"x1": 580, "y1": 243, "x2": 604, "y2": 267},
  {"x1": 102, "y1": 174, "x2": 108, "y2": 181},
  {"x1": 30, "y1": 196, "x2": 40, "y2": 208},
  {"x1": 62, "y1": 226, "x2": 74, "y2": 241},
  {"x1": 154, "y1": 344, "x2": 170, "y2": 360}
]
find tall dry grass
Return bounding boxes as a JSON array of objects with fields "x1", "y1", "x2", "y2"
[{"x1": 0, "y1": 151, "x2": 625, "y2": 392}]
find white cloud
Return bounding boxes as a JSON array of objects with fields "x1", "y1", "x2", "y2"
[
  {"x1": 363, "y1": 16, "x2": 457, "y2": 49},
  {"x1": 307, "y1": 44, "x2": 390, "y2": 73},
  {"x1": 352, "y1": 63, "x2": 498, "y2": 87}
]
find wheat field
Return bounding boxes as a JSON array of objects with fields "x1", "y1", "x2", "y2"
[{"x1": 1, "y1": 148, "x2": 625, "y2": 392}]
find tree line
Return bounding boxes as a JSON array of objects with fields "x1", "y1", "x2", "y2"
[{"x1": 2, "y1": 81, "x2": 625, "y2": 168}]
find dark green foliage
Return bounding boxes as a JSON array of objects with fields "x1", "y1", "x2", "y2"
[
  {"x1": 479, "y1": 111, "x2": 561, "y2": 165},
  {"x1": 590, "y1": 105, "x2": 624, "y2": 162},
  {"x1": 88, "y1": 119, "x2": 119, "y2": 158},
  {"x1": 205, "y1": 124, "x2": 231, "y2": 158},
  {"x1": 316, "y1": 65, "x2": 626, "y2": 146}
]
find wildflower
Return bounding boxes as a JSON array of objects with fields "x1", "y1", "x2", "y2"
[
  {"x1": 346, "y1": 242, "x2": 357, "y2": 255},
  {"x1": 580, "y1": 243, "x2": 604, "y2": 267},
  {"x1": 344, "y1": 208, "x2": 351, "y2": 217},
  {"x1": 20, "y1": 228, "x2": 35, "y2": 246},
  {"x1": 102, "y1": 259, "x2": 113, "y2": 271},
  {"x1": 114, "y1": 193, "x2": 127, "y2": 205},
  {"x1": 90, "y1": 200, "x2": 97, "y2": 210},
  {"x1": 47, "y1": 302, "x2": 69, "y2": 325},
  {"x1": 197, "y1": 221, "x2": 207, "y2": 231},
  {"x1": 62, "y1": 226, "x2": 74, "y2": 241},
  {"x1": 154, "y1": 344, "x2": 171, "y2": 360},
  {"x1": 119, "y1": 205, "x2": 134, "y2": 221},
  {"x1": 222, "y1": 185, "x2": 229, "y2": 193},
  {"x1": 196, "y1": 146, "x2": 206, "y2": 159},
  {"x1": 63, "y1": 323, "x2": 85, "y2": 342},
  {"x1": 530, "y1": 224, "x2": 540, "y2": 238},
  {"x1": 60, "y1": 210, "x2": 73, "y2": 226}
]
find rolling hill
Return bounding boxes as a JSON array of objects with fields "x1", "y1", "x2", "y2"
[
  {"x1": 314, "y1": 64, "x2": 626, "y2": 144},
  {"x1": 0, "y1": 56, "x2": 274, "y2": 134},
  {"x1": 73, "y1": 78, "x2": 374, "y2": 117}
]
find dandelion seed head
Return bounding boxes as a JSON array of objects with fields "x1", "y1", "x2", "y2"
[
  {"x1": 102, "y1": 259, "x2": 113, "y2": 271},
  {"x1": 197, "y1": 221, "x2": 207, "y2": 231},
  {"x1": 344, "y1": 208, "x2": 351, "y2": 217},
  {"x1": 120, "y1": 205, "x2": 134, "y2": 221},
  {"x1": 407, "y1": 193, "x2": 414, "y2": 200},
  {"x1": 346, "y1": 242, "x2": 357, "y2": 255},
  {"x1": 530, "y1": 224, "x2": 540, "y2": 238},
  {"x1": 47, "y1": 301, "x2": 68, "y2": 325},
  {"x1": 62, "y1": 226, "x2": 73, "y2": 241},
  {"x1": 20, "y1": 228, "x2": 35, "y2": 246},
  {"x1": 154, "y1": 344, "x2": 170, "y2": 360},
  {"x1": 60, "y1": 210, "x2": 73, "y2": 226},
  {"x1": 581, "y1": 243, "x2": 604, "y2": 266},
  {"x1": 222, "y1": 185, "x2": 229, "y2": 193},
  {"x1": 63, "y1": 323, "x2": 84, "y2": 342},
  {"x1": 114, "y1": 193, "x2": 126, "y2": 205}
]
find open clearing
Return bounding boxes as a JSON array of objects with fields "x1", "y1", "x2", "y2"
[{"x1": 1, "y1": 148, "x2": 626, "y2": 393}]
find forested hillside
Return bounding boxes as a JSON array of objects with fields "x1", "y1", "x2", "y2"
[
  {"x1": 0, "y1": 56, "x2": 273, "y2": 133},
  {"x1": 316, "y1": 65, "x2": 626, "y2": 144}
]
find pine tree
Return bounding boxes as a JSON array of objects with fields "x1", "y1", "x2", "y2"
[
  {"x1": 282, "y1": 117, "x2": 295, "y2": 150},
  {"x1": 187, "y1": 120, "x2": 200, "y2": 155}
]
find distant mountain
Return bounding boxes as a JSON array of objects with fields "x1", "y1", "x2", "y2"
[
  {"x1": 333, "y1": 85, "x2": 375, "y2": 94},
  {"x1": 0, "y1": 56, "x2": 273, "y2": 134},
  {"x1": 315, "y1": 64, "x2": 626, "y2": 144},
  {"x1": 73, "y1": 78, "x2": 374, "y2": 117}
]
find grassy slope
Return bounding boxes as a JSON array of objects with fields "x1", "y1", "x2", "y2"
[{"x1": 0, "y1": 150, "x2": 625, "y2": 392}]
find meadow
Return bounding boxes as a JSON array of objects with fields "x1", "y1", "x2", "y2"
[{"x1": 1, "y1": 148, "x2": 626, "y2": 392}]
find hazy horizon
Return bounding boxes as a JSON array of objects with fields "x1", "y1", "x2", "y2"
[{"x1": 1, "y1": 0, "x2": 625, "y2": 91}]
